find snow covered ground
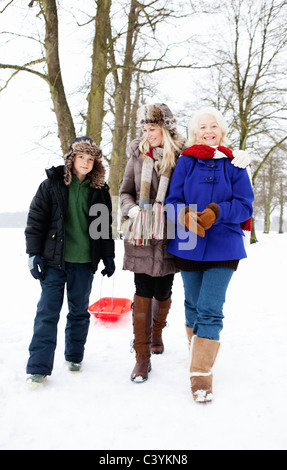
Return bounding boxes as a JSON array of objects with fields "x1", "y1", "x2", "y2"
[{"x1": 0, "y1": 228, "x2": 286, "y2": 450}]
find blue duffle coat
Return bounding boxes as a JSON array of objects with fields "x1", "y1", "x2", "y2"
[{"x1": 165, "y1": 154, "x2": 254, "y2": 262}]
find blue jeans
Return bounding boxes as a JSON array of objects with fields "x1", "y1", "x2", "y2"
[
  {"x1": 181, "y1": 268, "x2": 234, "y2": 341},
  {"x1": 27, "y1": 263, "x2": 94, "y2": 376}
]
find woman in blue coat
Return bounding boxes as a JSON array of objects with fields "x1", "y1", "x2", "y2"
[{"x1": 165, "y1": 107, "x2": 254, "y2": 402}]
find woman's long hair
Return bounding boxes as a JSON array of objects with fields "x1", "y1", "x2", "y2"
[{"x1": 139, "y1": 125, "x2": 186, "y2": 174}]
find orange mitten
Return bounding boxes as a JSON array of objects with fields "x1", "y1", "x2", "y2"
[
  {"x1": 197, "y1": 203, "x2": 219, "y2": 230},
  {"x1": 184, "y1": 210, "x2": 205, "y2": 238}
]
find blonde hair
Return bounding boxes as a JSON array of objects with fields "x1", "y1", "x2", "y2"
[
  {"x1": 139, "y1": 124, "x2": 185, "y2": 173},
  {"x1": 188, "y1": 106, "x2": 231, "y2": 146}
]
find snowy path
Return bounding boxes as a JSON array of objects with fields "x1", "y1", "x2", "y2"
[{"x1": 0, "y1": 229, "x2": 286, "y2": 450}]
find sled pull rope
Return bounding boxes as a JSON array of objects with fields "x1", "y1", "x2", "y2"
[
  {"x1": 111, "y1": 273, "x2": 115, "y2": 313},
  {"x1": 98, "y1": 275, "x2": 104, "y2": 315},
  {"x1": 98, "y1": 273, "x2": 116, "y2": 314}
]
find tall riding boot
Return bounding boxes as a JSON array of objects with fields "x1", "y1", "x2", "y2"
[
  {"x1": 190, "y1": 336, "x2": 220, "y2": 403},
  {"x1": 131, "y1": 295, "x2": 152, "y2": 383},
  {"x1": 151, "y1": 297, "x2": 171, "y2": 354}
]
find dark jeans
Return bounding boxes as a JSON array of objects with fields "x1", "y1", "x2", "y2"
[
  {"x1": 27, "y1": 262, "x2": 94, "y2": 376},
  {"x1": 134, "y1": 273, "x2": 174, "y2": 301}
]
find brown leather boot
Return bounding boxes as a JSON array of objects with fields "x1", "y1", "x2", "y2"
[
  {"x1": 190, "y1": 336, "x2": 220, "y2": 402},
  {"x1": 151, "y1": 297, "x2": 171, "y2": 354},
  {"x1": 131, "y1": 295, "x2": 152, "y2": 383},
  {"x1": 131, "y1": 354, "x2": 152, "y2": 383}
]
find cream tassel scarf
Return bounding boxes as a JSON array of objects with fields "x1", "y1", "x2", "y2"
[{"x1": 128, "y1": 148, "x2": 172, "y2": 246}]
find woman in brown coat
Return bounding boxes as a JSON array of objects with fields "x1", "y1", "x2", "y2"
[{"x1": 120, "y1": 103, "x2": 187, "y2": 383}]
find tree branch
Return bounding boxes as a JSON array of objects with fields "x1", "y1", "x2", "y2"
[
  {"x1": 0, "y1": 58, "x2": 48, "y2": 91},
  {"x1": 252, "y1": 136, "x2": 287, "y2": 184},
  {"x1": 0, "y1": 0, "x2": 15, "y2": 14}
]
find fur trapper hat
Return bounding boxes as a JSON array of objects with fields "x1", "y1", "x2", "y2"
[
  {"x1": 63, "y1": 136, "x2": 106, "y2": 189},
  {"x1": 137, "y1": 103, "x2": 178, "y2": 137}
]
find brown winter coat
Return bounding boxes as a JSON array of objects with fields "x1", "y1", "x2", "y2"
[{"x1": 120, "y1": 138, "x2": 180, "y2": 277}]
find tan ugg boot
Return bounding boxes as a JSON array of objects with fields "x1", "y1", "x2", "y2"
[
  {"x1": 190, "y1": 336, "x2": 220, "y2": 403},
  {"x1": 151, "y1": 297, "x2": 171, "y2": 354},
  {"x1": 131, "y1": 295, "x2": 152, "y2": 383},
  {"x1": 185, "y1": 325, "x2": 194, "y2": 350}
]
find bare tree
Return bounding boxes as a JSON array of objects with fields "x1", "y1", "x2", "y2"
[
  {"x1": 0, "y1": 0, "x2": 197, "y2": 192},
  {"x1": 106, "y1": 0, "x2": 199, "y2": 195},
  {"x1": 0, "y1": 0, "x2": 76, "y2": 153},
  {"x1": 86, "y1": 0, "x2": 112, "y2": 145},
  {"x1": 196, "y1": 0, "x2": 287, "y2": 242},
  {"x1": 278, "y1": 173, "x2": 287, "y2": 233},
  {"x1": 39, "y1": 0, "x2": 76, "y2": 153},
  {"x1": 273, "y1": 147, "x2": 287, "y2": 234},
  {"x1": 254, "y1": 155, "x2": 280, "y2": 233}
]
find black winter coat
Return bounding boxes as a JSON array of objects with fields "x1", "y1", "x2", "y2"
[{"x1": 25, "y1": 165, "x2": 115, "y2": 273}]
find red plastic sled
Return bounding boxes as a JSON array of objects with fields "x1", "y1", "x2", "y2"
[{"x1": 88, "y1": 297, "x2": 132, "y2": 323}]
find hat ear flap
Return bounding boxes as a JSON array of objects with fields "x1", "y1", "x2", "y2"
[
  {"x1": 64, "y1": 155, "x2": 74, "y2": 186},
  {"x1": 89, "y1": 157, "x2": 106, "y2": 189}
]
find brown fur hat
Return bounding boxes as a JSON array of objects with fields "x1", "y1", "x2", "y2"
[
  {"x1": 63, "y1": 136, "x2": 106, "y2": 189},
  {"x1": 137, "y1": 103, "x2": 178, "y2": 137}
]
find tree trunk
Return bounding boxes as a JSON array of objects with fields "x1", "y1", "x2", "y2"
[
  {"x1": 279, "y1": 207, "x2": 284, "y2": 234},
  {"x1": 129, "y1": 71, "x2": 142, "y2": 143},
  {"x1": 250, "y1": 216, "x2": 258, "y2": 244},
  {"x1": 279, "y1": 179, "x2": 284, "y2": 234},
  {"x1": 40, "y1": 0, "x2": 75, "y2": 154},
  {"x1": 108, "y1": 0, "x2": 138, "y2": 197},
  {"x1": 263, "y1": 213, "x2": 270, "y2": 234},
  {"x1": 86, "y1": 0, "x2": 111, "y2": 145}
]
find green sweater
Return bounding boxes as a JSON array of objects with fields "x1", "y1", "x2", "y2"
[{"x1": 64, "y1": 175, "x2": 92, "y2": 263}]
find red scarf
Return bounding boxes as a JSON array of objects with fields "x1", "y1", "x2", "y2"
[
  {"x1": 181, "y1": 145, "x2": 251, "y2": 232},
  {"x1": 182, "y1": 144, "x2": 234, "y2": 160}
]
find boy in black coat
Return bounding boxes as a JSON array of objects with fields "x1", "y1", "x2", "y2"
[{"x1": 25, "y1": 137, "x2": 115, "y2": 384}]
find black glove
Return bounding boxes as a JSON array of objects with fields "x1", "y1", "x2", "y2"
[
  {"x1": 101, "y1": 257, "x2": 115, "y2": 278},
  {"x1": 28, "y1": 255, "x2": 46, "y2": 280}
]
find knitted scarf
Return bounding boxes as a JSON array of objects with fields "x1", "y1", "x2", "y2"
[
  {"x1": 182, "y1": 145, "x2": 252, "y2": 232},
  {"x1": 181, "y1": 144, "x2": 234, "y2": 160},
  {"x1": 128, "y1": 147, "x2": 173, "y2": 246}
]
